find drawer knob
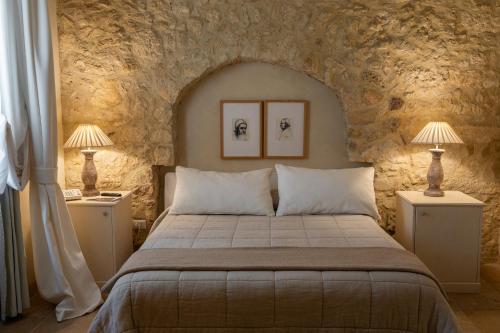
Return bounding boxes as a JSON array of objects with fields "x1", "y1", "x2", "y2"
[
  {"x1": 102, "y1": 211, "x2": 108, "y2": 217},
  {"x1": 421, "y1": 212, "x2": 429, "y2": 217}
]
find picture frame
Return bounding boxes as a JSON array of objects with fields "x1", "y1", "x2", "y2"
[
  {"x1": 264, "y1": 100, "x2": 309, "y2": 159},
  {"x1": 220, "y1": 100, "x2": 263, "y2": 159}
]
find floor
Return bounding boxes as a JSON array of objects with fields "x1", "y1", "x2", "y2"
[
  {"x1": 450, "y1": 264, "x2": 500, "y2": 332},
  {"x1": 0, "y1": 295, "x2": 97, "y2": 333},
  {"x1": 2, "y1": 265, "x2": 500, "y2": 333}
]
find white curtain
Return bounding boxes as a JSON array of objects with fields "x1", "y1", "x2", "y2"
[
  {"x1": 0, "y1": 0, "x2": 102, "y2": 321},
  {"x1": 0, "y1": 0, "x2": 30, "y2": 193},
  {"x1": 0, "y1": 0, "x2": 31, "y2": 321}
]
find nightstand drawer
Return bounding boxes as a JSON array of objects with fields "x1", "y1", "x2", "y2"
[{"x1": 415, "y1": 206, "x2": 481, "y2": 283}]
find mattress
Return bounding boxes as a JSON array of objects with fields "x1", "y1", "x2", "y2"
[{"x1": 89, "y1": 214, "x2": 459, "y2": 333}]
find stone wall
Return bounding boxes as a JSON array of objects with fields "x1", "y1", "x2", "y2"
[{"x1": 58, "y1": 0, "x2": 500, "y2": 258}]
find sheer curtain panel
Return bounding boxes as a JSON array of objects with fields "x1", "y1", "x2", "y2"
[
  {"x1": 0, "y1": 0, "x2": 30, "y2": 321},
  {"x1": 0, "y1": 0, "x2": 102, "y2": 321}
]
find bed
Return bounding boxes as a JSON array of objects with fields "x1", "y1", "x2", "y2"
[{"x1": 88, "y1": 171, "x2": 460, "y2": 333}]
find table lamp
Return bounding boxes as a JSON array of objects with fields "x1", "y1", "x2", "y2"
[
  {"x1": 64, "y1": 124, "x2": 113, "y2": 196},
  {"x1": 411, "y1": 122, "x2": 463, "y2": 197}
]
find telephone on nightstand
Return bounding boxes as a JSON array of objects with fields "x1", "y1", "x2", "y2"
[{"x1": 62, "y1": 189, "x2": 82, "y2": 201}]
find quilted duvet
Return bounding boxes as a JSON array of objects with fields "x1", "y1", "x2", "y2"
[{"x1": 89, "y1": 214, "x2": 460, "y2": 333}]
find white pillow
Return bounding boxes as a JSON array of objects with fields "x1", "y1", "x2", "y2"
[
  {"x1": 275, "y1": 164, "x2": 380, "y2": 218},
  {"x1": 169, "y1": 166, "x2": 275, "y2": 216}
]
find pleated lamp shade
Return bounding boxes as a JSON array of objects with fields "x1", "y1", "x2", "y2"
[
  {"x1": 64, "y1": 124, "x2": 113, "y2": 149},
  {"x1": 411, "y1": 122, "x2": 464, "y2": 145}
]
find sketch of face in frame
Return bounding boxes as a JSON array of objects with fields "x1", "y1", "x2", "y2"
[
  {"x1": 233, "y1": 118, "x2": 249, "y2": 141},
  {"x1": 276, "y1": 117, "x2": 293, "y2": 141}
]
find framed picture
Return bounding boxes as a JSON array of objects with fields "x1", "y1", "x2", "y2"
[
  {"x1": 264, "y1": 100, "x2": 309, "y2": 159},
  {"x1": 220, "y1": 100, "x2": 263, "y2": 159}
]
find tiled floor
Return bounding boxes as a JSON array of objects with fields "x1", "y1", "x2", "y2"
[
  {"x1": 449, "y1": 264, "x2": 500, "y2": 332},
  {"x1": 3, "y1": 264, "x2": 500, "y2": 332},
  {"x1": 0, "y1": 295, "x2": 96, "y2": 333}
]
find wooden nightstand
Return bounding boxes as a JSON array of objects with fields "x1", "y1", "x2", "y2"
[
  {"x1": 395, "y1": 191, "x2": 484, "y2": 293},
  {"x1": 67, "y1": 191, "x2": 133, "y2": 286}
]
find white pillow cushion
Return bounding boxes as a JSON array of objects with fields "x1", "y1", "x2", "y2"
[
  {"x1": 169, "y1": 166, "x2": 275, "y2": 216},
  {"x1": 275, "y1": 164, "x2": 380, "y2": 218}
]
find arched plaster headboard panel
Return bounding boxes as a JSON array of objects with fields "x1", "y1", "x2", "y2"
[{"x1": 176, "y1": 62, "x2": 364, "y2": 172}]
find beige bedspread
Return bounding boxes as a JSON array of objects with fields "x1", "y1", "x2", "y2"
[
  {"x1": 89, "y1": 214, "x2": 460, "y2": 333},
  {"x1": 103, "y1": 247, "x2": 440, "y2": 292}
]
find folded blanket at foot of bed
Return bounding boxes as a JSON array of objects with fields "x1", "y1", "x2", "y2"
[{"x1": 89, "y1": 246, "x2": 459, "y2": 332}]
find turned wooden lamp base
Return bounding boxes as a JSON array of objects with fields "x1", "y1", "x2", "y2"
[
  {"x1": 81, "y1": 149, "x2": 100, "y2": 197},
  {"x1": 411, "y1": 122, "x2": 464, "y2": 197},
  {"x1": 424, "y1": 148, "x2": 445, "y2": 197},
  {"x1": 64, "y1": 124, "x2": 113, "y2": 196}
]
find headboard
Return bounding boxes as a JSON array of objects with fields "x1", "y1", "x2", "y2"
[{"x1": 164, "y1": 172, "x2": 177, "y2": 209}]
